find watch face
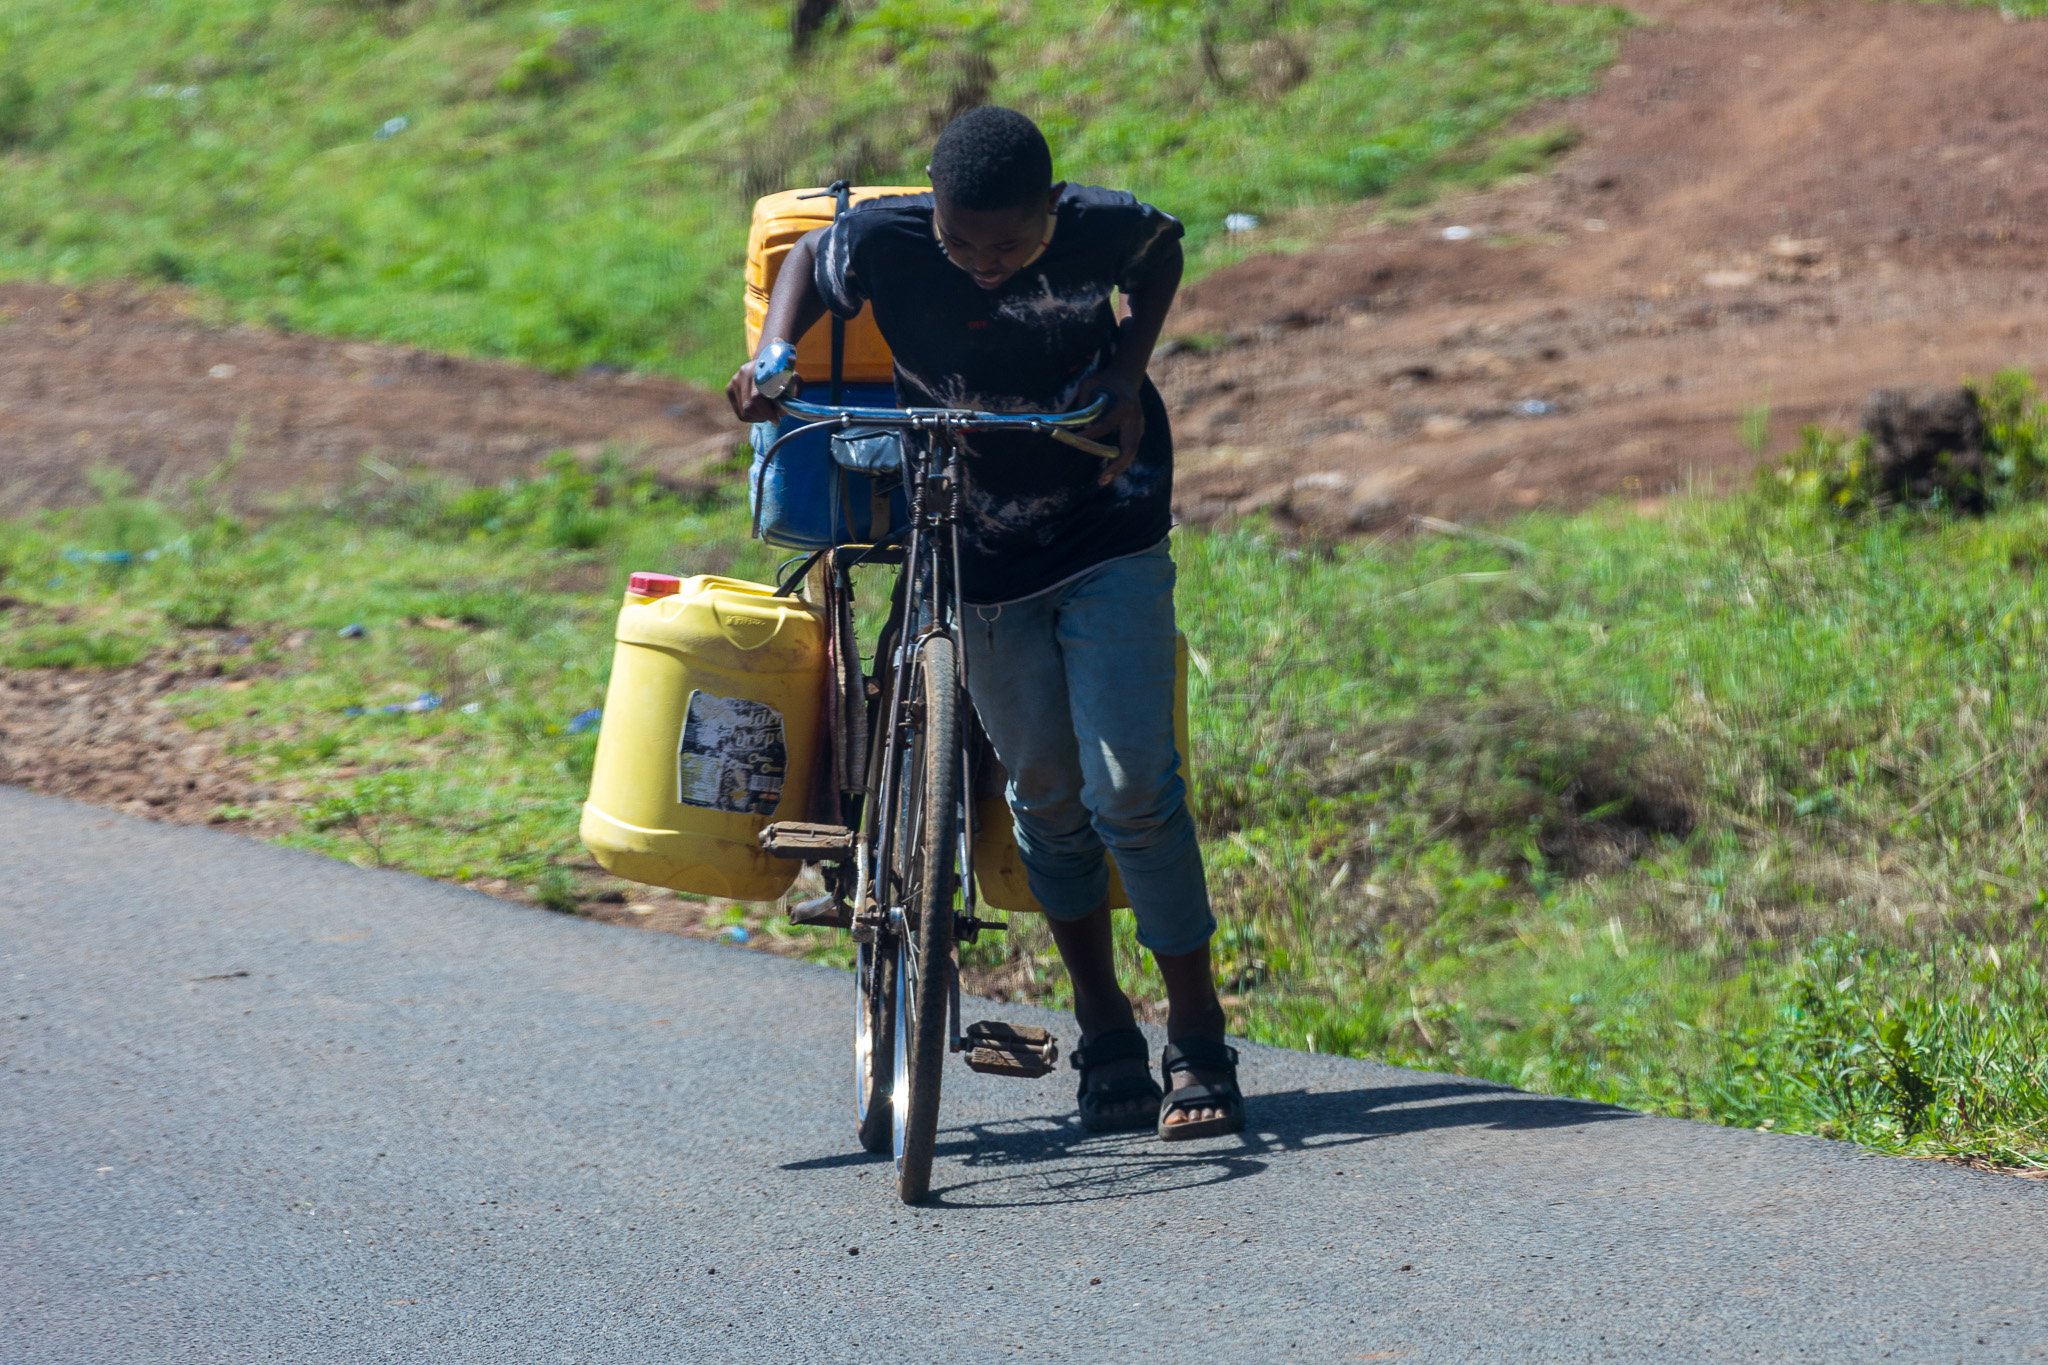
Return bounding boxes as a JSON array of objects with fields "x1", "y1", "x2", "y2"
[{"x1": 755, "y1": 340, "x2": 798, "y2": 396}]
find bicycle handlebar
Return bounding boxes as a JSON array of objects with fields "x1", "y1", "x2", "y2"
[{"x1": 752, "y1": 339, "x2": 1120, "y2": 459}]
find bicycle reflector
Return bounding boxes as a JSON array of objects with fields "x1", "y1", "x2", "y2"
[{"x1": 627, "y1": 572, "x2": 682, "y2": 598}]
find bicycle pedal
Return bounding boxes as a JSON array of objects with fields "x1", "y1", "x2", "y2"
[
  {"x1": 959, "y1": 1021, "x2": 1059, "y2": 1079},
  {"x1": 758, "y1": 822, "x2": 856, "y2": 859},
  {"x1": 787, "y1": 894, "x2": 851, "y2": 929}
]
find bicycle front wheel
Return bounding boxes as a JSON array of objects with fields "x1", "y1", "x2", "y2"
[
  {"x1": 854, "y1": 933, "x2": 897, "y2": 1154},
  {"x1": 890, "y1": 633, "x2": 961, "y2": 1205}
]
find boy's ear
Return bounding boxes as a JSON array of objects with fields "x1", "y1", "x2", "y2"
[{"x1": 1048, "y1": 182, "x2": 1067, "y2": 212}]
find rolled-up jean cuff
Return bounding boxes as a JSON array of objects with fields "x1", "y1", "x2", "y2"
[{"x1": 1137, "y1": 911, "x2": 1218, "y2": 959}]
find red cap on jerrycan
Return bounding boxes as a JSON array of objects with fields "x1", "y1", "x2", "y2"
[{"x1": 628, "y1": 572, "x2": 682, "y2": 598}]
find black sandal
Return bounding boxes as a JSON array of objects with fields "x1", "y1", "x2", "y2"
[
  {"x1": 1157, "y1": 1038, "x2": 1245, "y2": 1141},
  {"x1": 1071, "y1": 1027, "x2": 1163, "y2": 1133}
]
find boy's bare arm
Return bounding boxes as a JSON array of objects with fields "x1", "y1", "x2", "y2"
[
  {"x1": 1084, "y1": 238, "x2": 1185, "y2": 484},
  {"x1": 726, "y1": 228, "x2": 831, "y2": 422}
]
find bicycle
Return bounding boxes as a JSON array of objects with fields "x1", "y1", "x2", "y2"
[{"x1": 747, "y1": 338, "x2": 1118, "y2": 1204}]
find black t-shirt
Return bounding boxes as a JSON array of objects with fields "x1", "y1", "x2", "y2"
[{"x1": 811, "y1": 185, "x2": 1183, "y2": 604}]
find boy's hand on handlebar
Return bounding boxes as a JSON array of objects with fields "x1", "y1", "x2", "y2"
[
  {"x1": 725, "y1": 361, "x2": 789, "y2": 423},
  {"x1": 1081, "y1": 373, "x2": 1143, "y2": 486}
]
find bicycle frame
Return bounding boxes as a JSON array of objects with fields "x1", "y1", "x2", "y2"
[
  {"x1": 857, "y1": 426, "x2": 970, "y2": 969},
  {"x1": 755, "y1": 339, "x2": 1109, "y2": 1194},
  {"x1": 759, "y1": 339, "x2": 1113, "y2": 997}
]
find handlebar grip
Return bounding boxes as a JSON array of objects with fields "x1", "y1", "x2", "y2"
[{"x1": 1051, "y1": 429, "x2": 1120, "y2": 461}]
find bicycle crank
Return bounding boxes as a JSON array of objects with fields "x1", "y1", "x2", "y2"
[{"x1": 956, "y1": 1021, "x2": 1060, "y2": 1079}]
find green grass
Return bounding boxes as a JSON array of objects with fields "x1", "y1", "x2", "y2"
[
  {"x1": 0, "y1": 0, "x2": 1626, "y2": 385},
  {"x1": 0, "y1": 452, "x2": 781, "y2": 893},
  {"x1": 8, "y1": 380, "x2": 2048, "y2": 1167},
  {"x1": 0, "y1": 620, "x2": 151, "y2": 668},
  {"x1": 1935, "y1": 0, "x2": 2048, "y2": 13}
]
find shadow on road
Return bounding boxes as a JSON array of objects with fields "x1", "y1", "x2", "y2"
[{"x1": 781, "y1": 1078, "x2": 1636, "y2": 1208}]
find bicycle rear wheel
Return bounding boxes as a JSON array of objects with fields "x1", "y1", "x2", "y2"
[
  {"x1": 890, "y1": 634, "x2": 960, "y2": 1204},
  {"x1": 822, "y1": 564, "x2": 897, "y2": 1156}
]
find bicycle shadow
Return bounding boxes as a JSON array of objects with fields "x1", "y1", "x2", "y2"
[{"x1": 781, "y1": 1078, "x2": 1636, "y2": 1208}]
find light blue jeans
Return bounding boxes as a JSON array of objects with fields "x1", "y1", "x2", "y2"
[{"x1": 962, "y1": 542, "x2": 1216, "y2": 957}]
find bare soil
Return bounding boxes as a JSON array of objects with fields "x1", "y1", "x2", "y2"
[
  {"x1": 0, "y1": 283, "x2": 737, "y2": 513},
  {"x1": 0, "y1": 615, "x2": 280, "y2": 826},
  {"x1": 1158, "y1": 0, "x2": 2048, "y2": 530}
]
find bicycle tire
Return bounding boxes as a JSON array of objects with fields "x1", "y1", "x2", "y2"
[
  {"x1": 854, "y1": 934, "x2": 897, "y2": 1154},
  {"x1": 892, "y1": 634, "x2": 960, "y2": 1204}
]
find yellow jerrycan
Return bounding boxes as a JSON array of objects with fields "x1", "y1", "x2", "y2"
[
  {"x1": 972, "y1": 634, "x2": 1193, "y2": 914},
  {"x1": 745, "y1": 185, "x2": 926, "y2": 385},
  {"x1": 580, "y1": 572, "x2": 827, "y2": 901}
]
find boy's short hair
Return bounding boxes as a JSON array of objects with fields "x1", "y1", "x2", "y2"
[{"x1": 929, "y1": 106, "x2": 1054, "y2": 211}]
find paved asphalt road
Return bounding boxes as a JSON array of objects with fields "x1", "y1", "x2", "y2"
[{"x1": 5, "y1": 787, "x2": 2046, "y2": 1362}]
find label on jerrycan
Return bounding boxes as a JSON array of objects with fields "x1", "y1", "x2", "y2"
[{"x1": 675, "y1": 690, "x2": 787, "y2": 816}]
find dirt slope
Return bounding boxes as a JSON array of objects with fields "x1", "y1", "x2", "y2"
[
  {"x1": 1159, "y1": 0, "x2": 2048, "y2": 529},
  {"x1": 0, "y1": 284, "x2": 737, "y2": 512},
  {"x1": 2, "y1": 1, "x2": 2046, "y2": 529}
]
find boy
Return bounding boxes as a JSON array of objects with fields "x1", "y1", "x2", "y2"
[{"x1": 727, "y1": 106, "x2": 1241, "y2": 1139}]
